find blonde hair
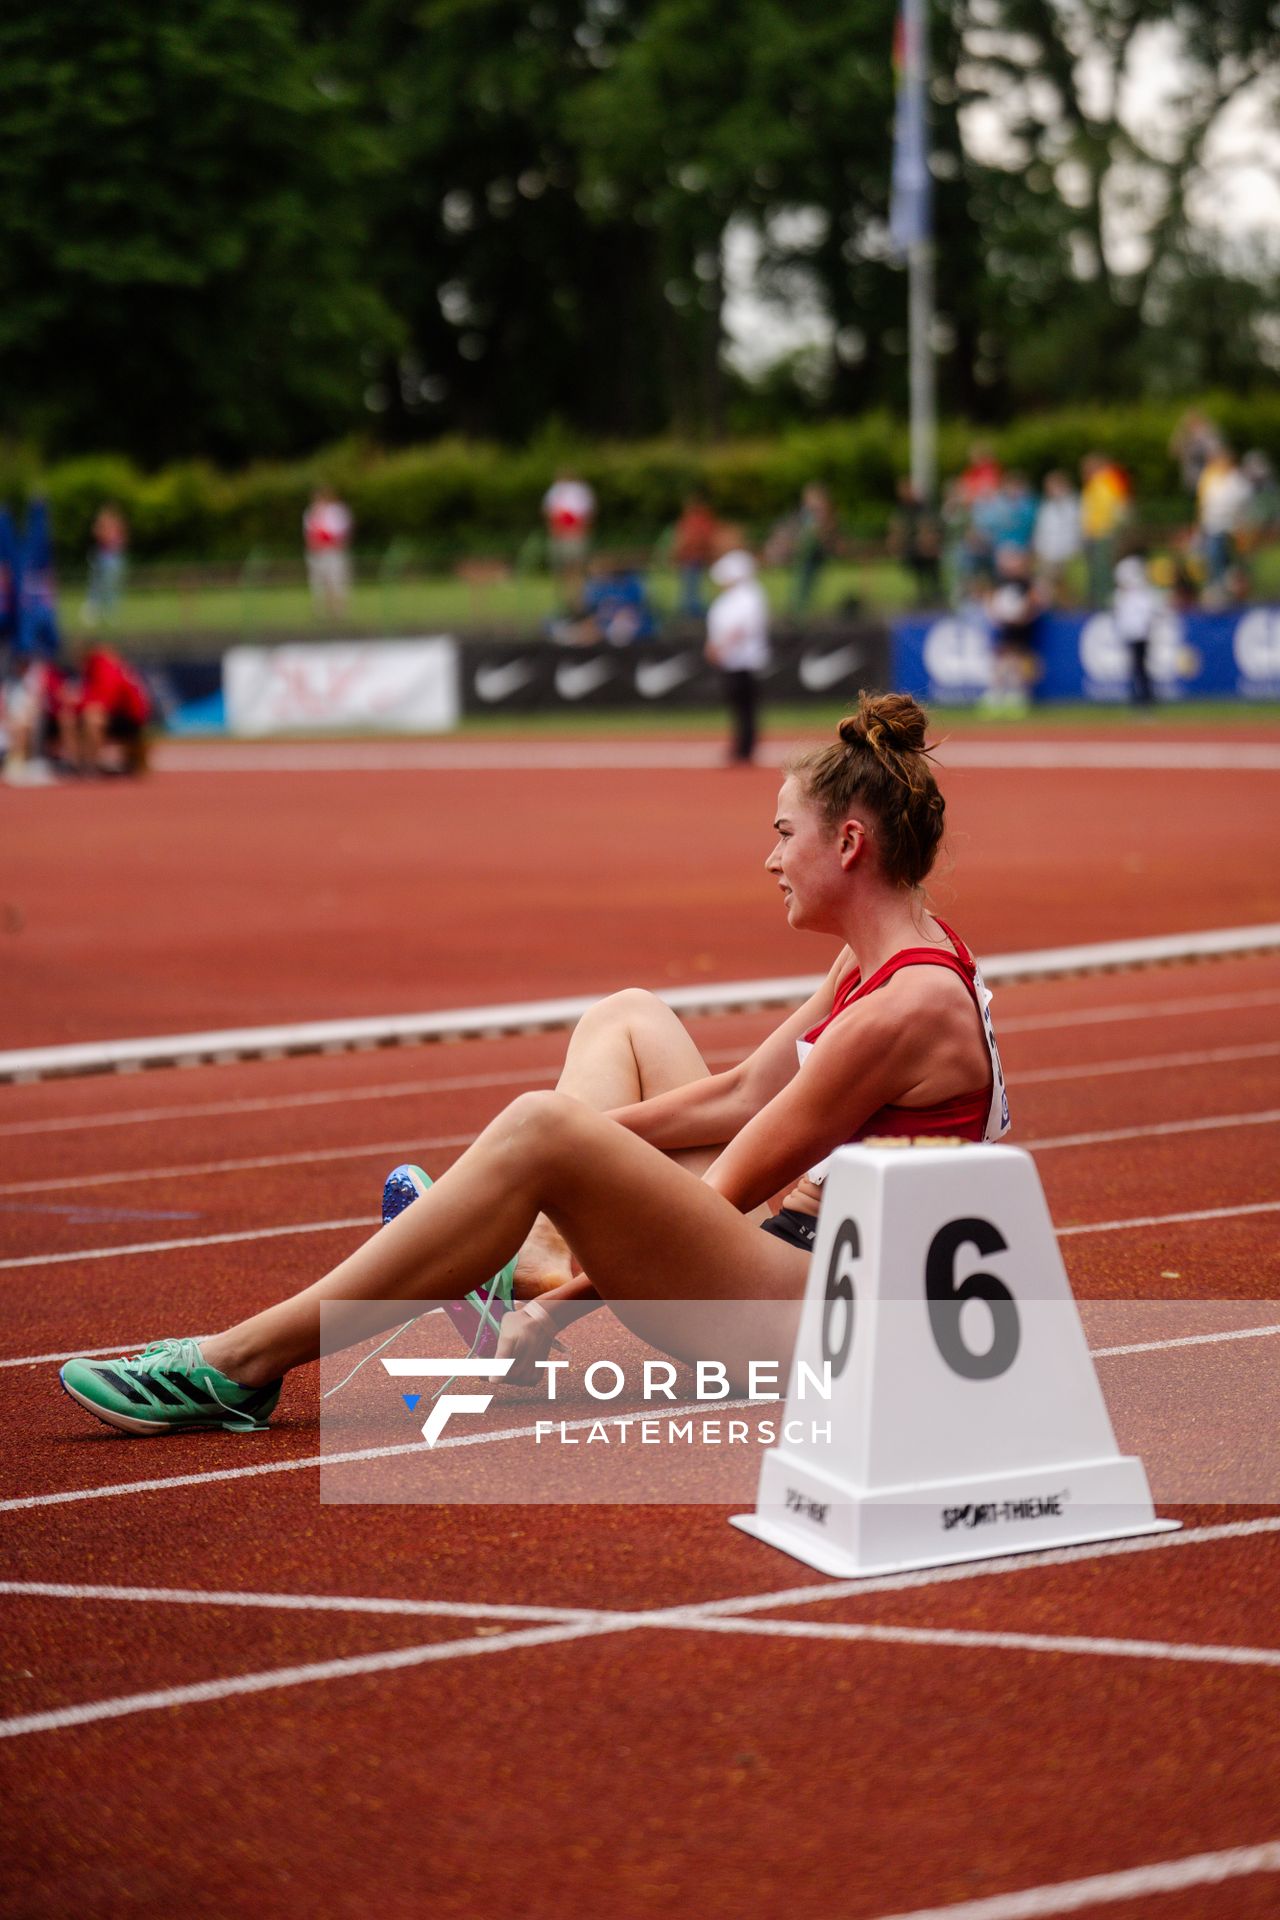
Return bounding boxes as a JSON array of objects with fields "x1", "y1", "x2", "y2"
[{"x1": 785, "y1": 691, "x2": 944, "y2": 888}]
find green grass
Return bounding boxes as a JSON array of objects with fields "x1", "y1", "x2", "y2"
[
  {"x1": 83, "y1": 539, "x2": 1280, "y2": 657},
  {"x1": 81, "y1": 560, "x2": 927, "y2": 654}
]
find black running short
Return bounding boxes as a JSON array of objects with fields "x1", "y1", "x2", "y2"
[{"x1": 759, "y1": 1207, "x2": 818, "y2": 1253}]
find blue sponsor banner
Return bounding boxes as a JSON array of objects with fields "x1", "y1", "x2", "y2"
[{"x1": 893, "y1": 607, "x2": 1280, "y2": 705}]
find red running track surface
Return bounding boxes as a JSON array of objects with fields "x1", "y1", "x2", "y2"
[{"x1": 2, "y1": 727, "x2": 1279, "y2": 1918}]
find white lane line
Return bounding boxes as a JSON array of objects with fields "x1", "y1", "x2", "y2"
[
  {"x1": 1058, "y1": 1199, "x2": 1280, "y2": 1236},
  {"x1": 1029, "y1": 1107, "x2": 1280, "y2": 1151},
  {"x1": 0, "y1": 1617, "x2": 632, "y2": 1742},
  {"x1": 685, "y1": 1515, "x2": 1280, "y2": 1617},
  {"x1": 6, "y1": 1100, "x2": 1276, "y2": 1201},
  {"x1": 995, "y1": 985, "x2": 1280, "y2": 1035},
  {"x1": 0, "y1": 1315, "x2": 447, "y2": 1368},
  {"x1": 0, "y1": 1216, "x2": 370, "y2": 1271},
  {"x1": 682, "y1": 1612, "x2": 1280, "y2": 1670},
  {"x1": 864, "y1": 1841, "x2": 1280, "y2": 1920},
  {"x1": 1, "y1": 1342, "x2": 141, "y2": 1369},
  {"x1": 7, "y1": 1188, "x2": 1278, "y2": 1274},
  {"x1": 0, "y1": 1064, "x2": 564, "y2": 1140},
  {"x1": 5, "y1": 985, "x2": 1278, "y2": 1140},
  {"x1": 0, "y1": 1135, "x2": 475, "y2": 1197},
  {"x1": 1016, "y1": 1039, "x2": 1280, "y2": 1084},
  {"x1": 0, "y1": 1580, "x2": 603, "y2": 1626},
  {"x1": 6, "y1": 1565, "x2": 1280, "y2": 1748},
  {"x1": 1091, "y1": 1322, "x2": 1280, "y2": 1358},
  {"x1": 0, "y1": 1395, "x2": 757, "y2": 1512},
  {"x1": 7, "y1": 1314, "x2": 1280, "y2": 1376},
  {"x1": 156, "y1": 739, "x2": 1280, "y2": 772},
  {"x1": 11, "y1": 1578, "x2": 1277, "y2": 1675}
]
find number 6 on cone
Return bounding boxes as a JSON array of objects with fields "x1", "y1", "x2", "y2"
[{"x1": 732, "y1": 1141, "x2": 1177, "y2": 1578}]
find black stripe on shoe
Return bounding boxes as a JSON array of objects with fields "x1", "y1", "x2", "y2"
[
  {"x1": 96, "y1": 1367, "x2": 150, "y2": 1406},
  {"x1": 166, "y1": 1374, "x2": 216, "y2": 1409},
  {"x1": 144, "y1": 1374, "x2": 188, "y2": 1409}
]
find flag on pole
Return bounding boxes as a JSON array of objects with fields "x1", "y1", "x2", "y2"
[{"x1": 889, "y1": 0, "x2": 931, "y2": 256}]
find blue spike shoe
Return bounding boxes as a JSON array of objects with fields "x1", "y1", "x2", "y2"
[{"x1": 381, "y1": 1164, "x2": 518, "y2": 1359}]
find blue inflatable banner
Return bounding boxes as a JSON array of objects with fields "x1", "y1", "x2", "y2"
[{"x1": 892, "y1": 606, "x2": 1280, "y2": 705}]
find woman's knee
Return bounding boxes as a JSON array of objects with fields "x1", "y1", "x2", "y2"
[
  {"x1": 496, "y1": 1089, "x2": 589, "y2": 1162},
  {"x1": 578, "y1": 987, "x2": 670, "y2": 1036}
]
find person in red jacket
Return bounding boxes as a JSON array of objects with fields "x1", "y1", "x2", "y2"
[{"x1": 61, "y1": 643, "x2": 153, "y2": 775}]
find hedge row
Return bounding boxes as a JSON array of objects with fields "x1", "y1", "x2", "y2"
[{"x1": 3, "y1": 393, "x2": 1277, "y2": 565}]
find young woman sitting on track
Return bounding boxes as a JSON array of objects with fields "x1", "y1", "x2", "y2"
[{"x1": 60, "y1": 692, "x2": 1009, "y2": 1435}]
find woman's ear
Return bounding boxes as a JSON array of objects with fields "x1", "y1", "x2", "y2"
[{"x1": 838, "y1": 819, "x2": 867, "y2": 869}]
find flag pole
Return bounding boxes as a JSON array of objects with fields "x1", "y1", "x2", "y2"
[
  {"x1": 908, "y1": 223, "x2": 936, "y2": 505},
  {"x1": 892, "y1": 0, "x2": 936, "y2": 505}
]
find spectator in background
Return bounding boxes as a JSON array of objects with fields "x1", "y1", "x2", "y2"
[
  {"x1": 84, "y1": 503, "x2": 128, "y2": 626},
  {"x1": 1, "y1": 650, "x2": 64, "y2": 784},
  {"x1": 1170, "y1": 409, "x2": 1224, "y2": 497},
  {"x1": 59, "y1": 641, "x2": 153, "y2": 776},
  {"x1": 303, "y1": 486, "x2": 353, "y2": 615},
  {"x1": 1237, "y1": 452, "x2": 1280, "y2": 593},
  {"x1": 705, "y1": 549, "x2": 770, "y2": 765},
  {"x1": 1079, "y1": 454, "x2": 1131, "y2": 606},
  {"x1": 790, "y1": 482, "x2": 838, "y2": 614},
  {"x1": 542, "y1": 469, "x2": 596, "y2": 606},
  {"x1": 888, "y1": 478, "x2": 941, "y2": 606},
  {"x1": 1033, "y1": 470, "x2": 1082, "y2": 602},
  {"x1": 995, "y1": 473, "x2": 1038, "y2": 554},
  {"x1": 957, "y1": 442, "x2": 1002, "y2": 508},
  {"x1": 1196, "y1": 447, "x2": 1251, "y2": 596},
  {"x1": 983, "y1": 546, "x2": 1043, "y2": 714},
  {"x1": 670, "y1": 492, "x2": 722, "y2": 617},
  {"x1": 550, "y1": 555, "x2": 656, "y2": 647},
  {"x1": 1112, "y1": 554, "x2": 1162, "y2": 707}
]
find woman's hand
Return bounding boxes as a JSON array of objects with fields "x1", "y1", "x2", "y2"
[{"x1": 495, "y1": 1299, "x2": 562, "y2": 1387}]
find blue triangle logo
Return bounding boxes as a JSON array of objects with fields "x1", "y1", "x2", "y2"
[{"x1": 402, "y1": 1393, "x2": 421, "y2": 1412}]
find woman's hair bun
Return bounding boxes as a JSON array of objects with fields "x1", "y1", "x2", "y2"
[{"x1": 838, "y1": 691, "x2": 929, "y2": 756}]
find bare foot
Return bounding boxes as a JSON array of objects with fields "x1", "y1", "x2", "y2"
[{"x1": 512, "y1": 1212, "x2": 575, "y2": 1298}]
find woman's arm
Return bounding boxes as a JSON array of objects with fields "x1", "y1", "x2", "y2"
[
  {"x1": 606, "y1": 950, "x2": 849, "y2": 1152},
  {"x1": 701, "y1": 969, "x2": 967, "y2": 1212}
]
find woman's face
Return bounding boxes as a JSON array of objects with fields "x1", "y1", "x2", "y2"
[{"x1": 766, "y1": 777, "x2": 849, "y2": 932}]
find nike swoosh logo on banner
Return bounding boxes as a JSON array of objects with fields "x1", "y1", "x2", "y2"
[
  {"x1": 474, "y1": 661, "x2": 537, "y2": 702},
  {"x1": 798, "y1": 647, "x2": 863, "y2": 692},
  {"x1": 635, "y1": 656, "x2": 699, "y2": 699},
  {"x1": 554, "y1": 660, "x2": 616, "y2": 700}
]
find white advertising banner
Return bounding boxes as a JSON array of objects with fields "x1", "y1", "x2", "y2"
[{"x1": 224, "y1": 638, "x2": 460, "y2": 737}]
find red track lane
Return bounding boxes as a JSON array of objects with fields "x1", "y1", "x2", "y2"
[
  {"x1": 5, "y1": 732, "x2": 1280, "y2": 1050},
  {"x1": 3, "y1": 1614, "x2": 1278, "y2": 1920},
  {"x1": 4, "y1": 730, "x2": 1280, "y2": 1919}
]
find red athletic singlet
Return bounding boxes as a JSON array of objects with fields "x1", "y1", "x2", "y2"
[{"x1": 796, "y1": 919, "x2": 1010, "y2": 1162}]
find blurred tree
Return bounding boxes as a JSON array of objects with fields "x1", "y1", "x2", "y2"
[
  {"x1": 951, "y1": 0, "x2": 1280, "y2": 404},
  {"x1": 0, "y1": 0, "x2": 1273, "y2": 460},
  {"x1": 337, "y1": 0, "x2": 674, "y2": 442},
  {"x1": 0, "y1": 0, "x2": 397, "y2": 462}
]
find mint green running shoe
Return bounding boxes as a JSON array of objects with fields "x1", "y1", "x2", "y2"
[{"x1": 60, "y1": 1338, "x2": 281, "y2": 1436}]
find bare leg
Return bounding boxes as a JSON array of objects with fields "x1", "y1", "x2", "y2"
[
  {"x1": 516, "y1": 989, "x2": 719, "y2": 1293},
  {"x1": 202, "y1": 1090, "x2": 804, "y2": 1387}
]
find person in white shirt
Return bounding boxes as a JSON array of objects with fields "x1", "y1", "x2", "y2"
[
  {"x1": 1032, "y1": 471, "x2": 1081, "y2": 601},
  {"x1": 1197, "y1": 451, "x2": 1251, "y2": 588},
  {"x1": 1112, "y1": 554, "x2": 1163, "y2": 705},
  {"x1": 542, "y1": 472, "x2": 597, "y2": 603},
  {"x1": 705, "y1": 549, "x2": 770, "y2": 764},
  {"x1": 303, "y1": 488, "x2": 353, "y2": 614}
]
